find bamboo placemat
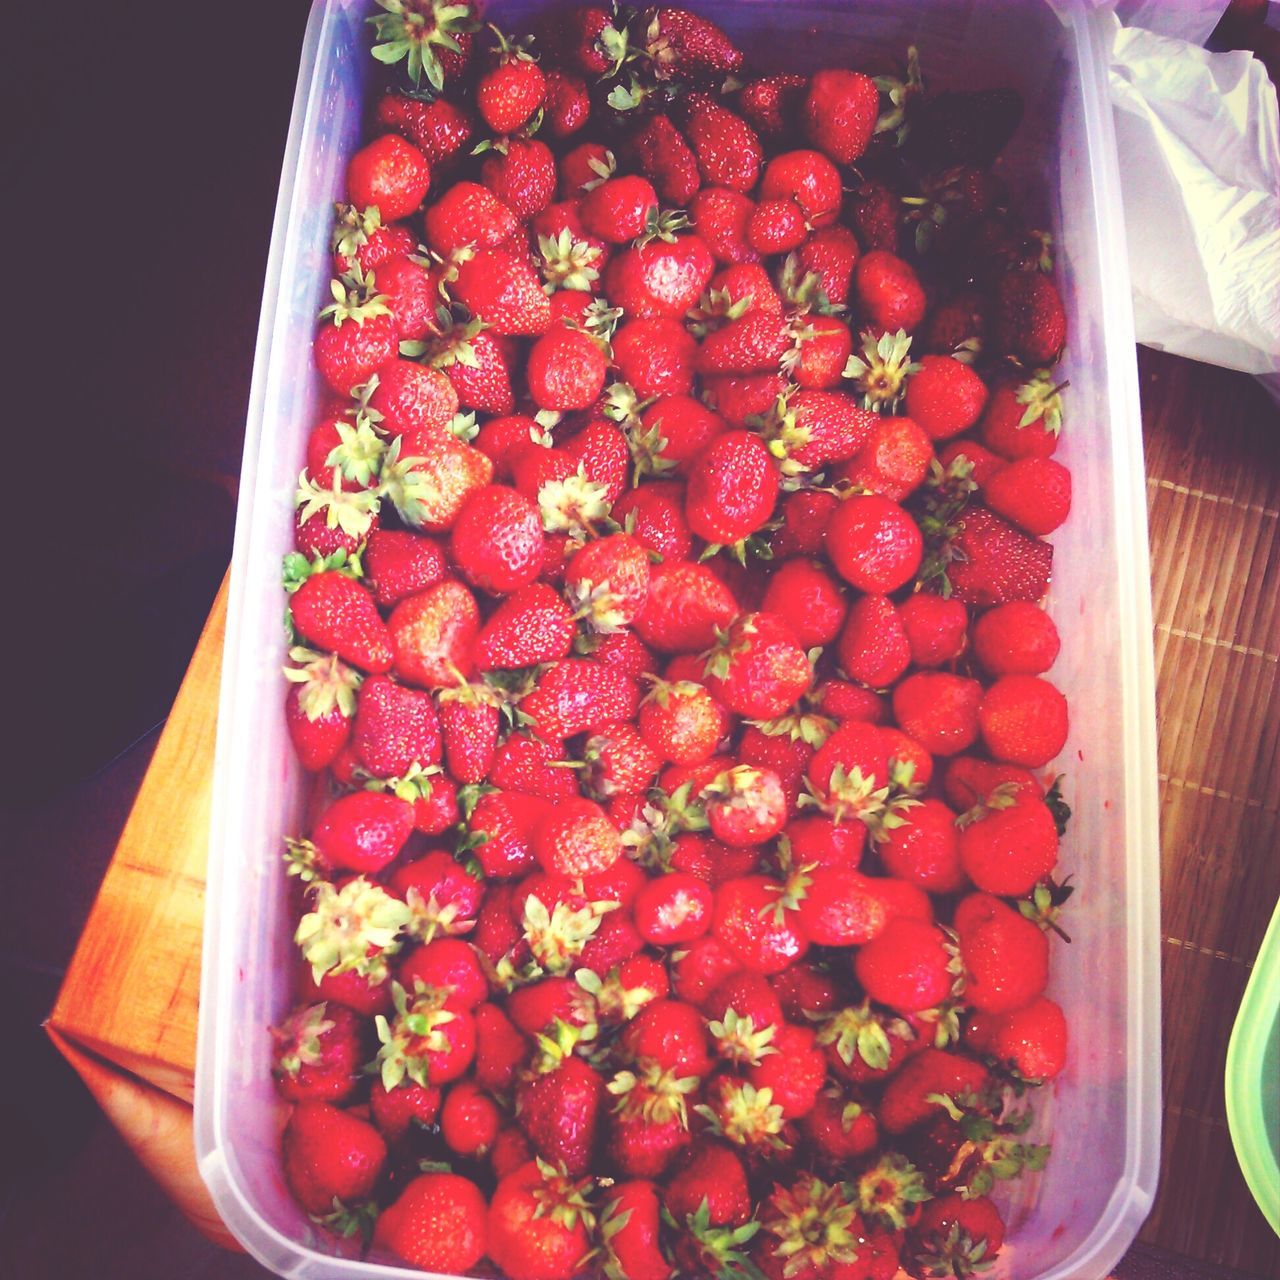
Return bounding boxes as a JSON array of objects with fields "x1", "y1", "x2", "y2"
[{"x1": 1136, "y1": 347, "x2": 1280, "y2": 1276}]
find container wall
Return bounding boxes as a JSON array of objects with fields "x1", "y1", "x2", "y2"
[{"x1": 196, "y1": 2, "x2": 1159, "y2": 1277}]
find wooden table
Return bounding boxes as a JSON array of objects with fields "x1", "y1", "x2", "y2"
[{"x1": 45, "y1": 347, "x2": 1280, "y2": 1275}]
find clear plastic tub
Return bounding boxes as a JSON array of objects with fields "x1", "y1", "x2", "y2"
[{"x1": 195, "y1": 2, "x2": 1163, "y2": 1276}]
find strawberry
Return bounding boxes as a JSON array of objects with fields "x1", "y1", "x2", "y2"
[
  {"x1": 781, "y1": 814, "x2": 865, "y2": 872},
  {"x1": 920, "y1": 288, "x2": 987, "y2": 358},
  {"x1": 765, "y1": 388, "x2": 877, "y2": 474},
  {"x1": 685, "y1": 101, "x2": 762, "y2": 193},
  {"x1": 346, "y1": 133, "x2": 431, "y2": 223},
  {"x1": 978, "y1": 674, "x2": 1068, "y2": 767},
  {"x1": 735, "y1": 72, "x2": 807, "y2": 137},
  {"x1": 904, "y1": 355, "x2": 989, "y2": 441},
  {"x1": 957, "y1": 895, "x2": 1049, "y2": 1014},
  {"x1": 580, "y1": 175, "x2": 660, "y2": 243},
  {"x1": 983, "y1": 455, "x2": 1071, "y2": 536},
  {"x1": 878, "y1": 1047, "x2": 989, "y2": 1135},
  {"x1": 684, "y1": 432, "x2": 780, "y2": 550},
  {"x1": 521, "y1": 658, "x2": 640, "y2": 739},
  {"x1": 855, "y1": 918, "x2": 958, "y2": 1015},
  {"x1": 379, "y1": 428, "x2": 495, "y2": 533},
  {"x1": 956, "y1": 789, "x2": 1058, "y2": 896},
  {"x1": 967, "y1": 994, "x2": 1068, "y2": 1081},
  {"x1": 601, "y1": 1181, "x2": 674, "y2": 1280},
  {"x1": 990, "y1": 269, "x2": 1067, "y2": 364},
  {"x1": 837, "y1": 594, "x2": 911, "y2": 690},
  {"x1": 611, "y1": 481, "x2": 692, "y2": 562},
  {"x1": 899, "y1": 593, "x2": 968, "y2": 667},
  {"x1": 713, "y1": 875, "x2": 808, "y2": 974},
  {"x1": 374, "y1": 1171, "x2": 488, "y2": 1273},
  {"x1": 940, "y1": 756, "x2": 1041, "y2": 813},
  {"x1": 481, "y1": 135, "x2": 557, "y2": 219},
  {"x1": 435, "y1": 682, "x2": 501, "y2": 783},
  {"x1": 353, "y1": 672, "x2": 442, "y2": 775},
  {"x1": 643, "y1": 7, "x2": 742, "y2": 79},
  {"x1": 564, "y1": 533, "x2": 651, "y2": 632},
  {"x1": 366, "y1": 0, "x2": 479, "y2": 91},
  {"x1": 281, "y1": 1100, "x2": 387, "y2": 1216},
  {"x1": 702, "y1": 613, "x2": 810, "y2": 720},
  {"x1": 487, "y1": 1161, "x2": 595, "y2": 1280},
  {"x1": 374, "y1": 255, "x2": 444, "y2": 341},
  {"x1": 825, "y1": 493, "x2": 923, "y2": 594},
  {"x1": 971, "y1": 600, "x2": 1059, "y2": 676},
  {"x1": 289, "y1": 569, "x2": 394, "y2": 673},
  {"x1": 423, "y1": 180, "x2": 519, "y2": 256},
  {"x1": 629, "y1": 114, "x2": 702, "y2": 205},
  {"x1": 331, "y1": 204, "x2": 416, "y2": 278},
  {"x1": 604, "y1": 233, "x2": 716, "y2": 320},
  {"x1": 759, "y1": 558, "x2": 847, "y2": 649},
  {"x1": 631, "y1": 871, "x2": 712, "y2": 946},
  {"x1": 704, "y1": 764, "x2": 789, "y2": 847},
  {"x1": 375, "y1": 91, "x2": 475, "y2": 165},
  {"x1": 387, "y1": 849, "x2": 483, "y2": 941},
  {"x1": 977, "y1": 370, "x2": 1064, "y2": 460},
  {"x1": 450, "y1": 484, "x2": 545, "y2": 594},
  {"x1": 477, "y1": 27, "x2": 546, "y2": 133},
  {"x1": 747, "y1": 1023, "x2": 825, "y2": 1119},
  {"x1": 855, "y1": 250, "x2": 927, "y2": 333},
  {"x1": 630, "y1": 396, "x2": 727, "y2": 480},
  {"x1": 633, "y1": 561, "x2": 739, "y2": 653},
  {"x1": 528, "y1": 328, "x2": 609, "y2": 412},
  {"x1": 368, "y1": 1077, "x2": 442, "y2": 1142},
  {"x1": 314, "y1": 271, "x2": 399, "y2": 395},
  {"x1": 606, "y1": 1063, "x2": 697, "y2": 1177},
  {"x1": 938, "y1": 438, "x2": 1005, "y2": 489},
  {"x1": 784, "y1": 315, "x2": 854, "y2": 390},
  {"x1": 388, "y1": 579, "x2": 480, "y2": 688},
  {"x1": 696, "y1": 311, "x2": 789, "y2": 376},
  {"x1": 424, "y1": 319, "x2": 519, "y2": 414},
  {"x1": 362, "y1": 358, "x2": 459, "y2": 438},
  {"x1": 516, "y1": 1029, "x2": 605, "y2": 1175},
  {"x1": 450, "y1": 248, "x2": 552, "y2": 337},
  {"x1": 946, "y1": 506, "x2": 1053, "y2": 606},
  {"x1": 906, "y1": 1193, "x2": 1006, "y2": 1279},
  {"x1": 533, "y1": 797, "x2": 624, "y2": 878},
  {"x1": 794, "y1": 225, "x2": 861, "y2": 311},
  {"x1": 801, "y1": 1089, "x2": 880, "y2": 1165},
  {"x1": 559, "y1": 140, "x2": 618, "y2": 196},
  {"x1": 803, "y1": 69, "x2": 879, "y2": 164},
  {"x1": 747, "y1": 199, "x2": 807, "y2": 255},
  {"x1": 794, "y1": 867, "x2": 887, "y2": 947},
  {"x1": 284, "y1": 648, "x2": 363, "y2": 772},
  {"x1": 756, "y1": 1174, "x2": 874, "y2": 1279},
  {"x1": 376, "y1": 978, "x2": 477, "y2": 1089},
  {"x1": 476, "y1": 581, "x2": 577, "y2": 669},
  {"x1": 270, "y1": 1002, "x2": 368, "y2": 1105},
  {"x1": 621, "y1": 999, "x2": 714, "y2": 1078},
  {"x1": 612, "y1": 318, "x2": 698, "y2": 397},
  {"x1": 879, "y1": 797, "x2": 966, "y2": 895},
  {"x1": 846, "y1": 177, "x2": 900, "y2": 253},
  {"x1": 663, "y1": 1140, "x2": 751, "y2": 1228},
  {"x1": 891, "y1": 672, "x2": 982, "y2": 758},
  {"x1": 690, "y1": 186, "x2": 759, "y2": 265},
  {"x1": 491, "y1": 733, "x2": 581, "y2": 802},
  {"x1": 398, "y1": 937, "x2": 489, "y2": 1013},
  {"x1": 543, "y1": 68, "x2": 591, "y2": 135},
  {"x1": 362, "y1": 529, "x2": 448, "y2": 610}
]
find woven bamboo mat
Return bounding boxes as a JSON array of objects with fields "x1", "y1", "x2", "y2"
[{"x1": 1135, "y1": 348, "x2": 1280, "y2": 1276}]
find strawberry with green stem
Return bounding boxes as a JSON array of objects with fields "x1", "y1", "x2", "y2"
[
  {"x1": 284, "y1": 646, "x2": 363, "y2": 772},
  {"x1": 314, "y1": 269, "x2": 399, "y2": 396},
  {"x1": 367, "y1": 0, "x2": 480, "y2": 92}
]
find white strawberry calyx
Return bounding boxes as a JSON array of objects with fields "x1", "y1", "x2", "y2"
[
  {"x1": 778, "y1": 254, "x2": 840, "y2": 315},
  {"x1": 522, "y1": 892, "x2": 619, "y2": 973},
  {"x1": 762, "y1": 1174, "x2": 863, "y2": 1277},
  {"x1": 403, "y1": 310, "x2": 486, "y2": 370},
  {"x1": 318, "y1": 267, "x2": 393, "y2": 328},
  {"x1": 608, "y1": 1061, "x2": 700, "y2": 1127},
  {"x1": 686, "y1": 285, "x2": 752, "y2": 338},
  {"x1": 623, "y1": 418, "x2": 678, "y2": 486},
  {"x1": 322, "y1": 415, "x2": 388, "y2": 488},
  {"x1": 367, "y1": 0, "x2": 480, "y2": 92},
  {"x1": 747, "y1": 710, "x2": 836, "y2": 749},
  {"x1": 842, "y1": 327, "x2": 921, "y2": 412},
  {"x1": 295, "y1": 470, "x2": 380, "y2": 541},
  {"x1": 538, "y1": 229, "x2": 602, "y2": 293},
  {"x1": 954, "y1": 781, "x2": 1020, "y2": 829},
  {"x1": 360, "y1": 759, "x2": 443, "y2": 804},
  {"x1": 270, "y1": 1002, "x2": 336, "y2": 1078},
  {"x1": 294, "y1": 877, "x2": 412, "y2": 984},
  {"x1": 924, "y1": 1093, "x2": 1051, "y2": 1199},
  {"x1": 695, "y1": 1079, "x2": 787, "y2": 1150},
  {"x1": 708, "y1": 1007, "x2": 779, "y2": 1066},
  {"x1": 283, "y1": 646, "x2": 363, "y2": 721},
  {"x1": 576, "y1": 966, "x2": 652, "y2": 1025},
  {"x1": 375, "y1": 978, "x2": 460, "y2": 1090},
  {"x1": 538, "y1": 467, "x2": 612, "y2": 537},
  {"x1": 809, "y1": 1000, "x2": 914, "y2": 1072},
  {"x1": 566, "y1": 577, "x2": 631, "y2": 634},
  {"x1": 331, "y1": 203, "x2": 382, "y2": 260},
  {"x1": 854, "y1": 1152, "x2": 933, "y2": 1232},
  {"x1": 633, "y1": 206, "x2": 689, "y2": 248},
  {"x1": 402, "y1": 884, "x2": 474, "y2": 943},
  {"x1": 530, "y1": 1158, "x2": 598, "y2": 1233},
  {"x1": 376, "y1": 437, "x2": 438, "y2": 528}
]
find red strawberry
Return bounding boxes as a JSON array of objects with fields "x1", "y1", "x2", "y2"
[
  {"x1": 663, "y1": 1140, "x2": 751, "y2": 1227},
  {"x1": 487, "y1": 1161, "x2": 595, "y2": 1280},
  {"x1": 906, "y1": 1193, "x2": 1006, "y2": 1279},
  {"x1": 353, "y1": 672, "x2": 442, "y2": 776},
  {"x1": 979, "y1": 673, "x2": 1069, "y2": 767},
  {"x1": 957, "y1": 788, "x2": 1059, "y2": 896},
  {"x1": 389, "y1": 580, "x2": 480, "y2": 688},
  {"x1": 612, "y1": 318, "x2": 698, "y2": 398},
  {"x1": 632, "y1": 871, "x2": 713, "y2": 946},
  {"x1": 891, "y1": 671, "x2": 982, "y2": 758},
  {"x1": 684, "y1": 431, "x2": 780, "y2": 549},
  {"x1": 533, "y1": 796, "x2": 623, "y2": 878},
  {"x1": 284, "y1": 647, "x2": 362, "y2": 771},
  {"x1": 756, "y1": 1174, "x2": 879, "y2": 1279},
  {"x1": 368, "y1": 1077, "x2": 442, "y2": 1142},
  {"x1": 643, "y1": 7, "x2": 742, "y2": 79},
  {"x1": 846, "y1": 177, "x2": 899, "y2": 253},
  {"x1": 607, "y1": 1062, "x2": 696, "y2": 1178},
  {"x1": 957, "y1": 894, "x2": 1049, "y2": 1014},
  {"x1": 629, "y1": 114, "x2": 702, "y2": 204},
  {"x1": 428, "y1": 320, "x2": 519, "y2": 415},
  {"x1": 516, "y1": 1032, "x2": 605, "y2": 1176},
  {"x1": 314, "y1": 272, "x2": 399, "y2": 396},
  {"x1": 904, "y1": 355, "x2": 989, "y2": 441},
  {"x1": 946, "y1": 506, "x2": 1053, "y2": 605},
  {"x1": 747, "y1": 199, "x2": 807, "y2": 255},
  {"x1": 281, "y1": 1100, "x2": 387, "y2": 1216},
  {"x1": 450, "y1": 484, "x2": 545, "y2": 595},
  {"x1": 940, "y1": 756, "x2": 1042, "y2": 813},
  {"x1": 747, "y1": 1023, "x2": 825, "y2": 1119},
  {"x1": 362, "y1": 529, "x2": 447, "y2": 609},
  {"x1": 605, "y1": 234, "x2": 716, "y2": 320},
  {"x1": 346, "y1": 133, "x2": 431, "y2": 223},
  {"x1": 899, "y1": 593, "x2": 969, "y2": 667},
  {"x1": 601, "y1": 1180, "x2": 674, "y2": 1280},
  {"x1": 424, "y1": 180, "x2": 519, "y2": 256},
  {"x1": 712, "y1": 875, "x2": 808, "y2": 974},
  {"x1": 527, "y1": 327, "x2": 609, "y2": 411},
  {"x1": 855, "y1": 918, "x2": 957, "y2": 1015},
  {"x1": 376, "y1": 92, "x2": 475, "y2": 166},
  {"x1": 289, "y1": 570, "x2": 394, "y2": 673},
  {"x1": 379, "y1": 427, "x2": 496, "y2": 533},
  {"x1": 803, "y1": 69, "x2": 879, "y2": 164},
  {"x1": 331, "y1": 204, "x2": 416, "y2": 278},
  {"x1": 476, "y1": 581, "x2": 577, "y2": 669},
  {"x1": 696, "y1": 311, "x2": 789, "y2": 377},
  {"x1": 983, "y1": 456, "x2": 1071, "y2": 536},
  {"x1": 971, "y1": 600, "x2": 1060, "y2": 676},
  {"x1": 685, "y1": 101, "x2": 762, "y2": 193},
  {"x1": 542, "y1": 67, "x2": 590, "y2": 135},
  {"x1": 520, "y1": 658, "x2": 640, "y2": 739},
  {"x1": 991, "y1": 269, "x2": 1066, "y2": 364},
  {"x1": 690, "y1": 186, "x2": 759, "y2": 265},
  {"x1": 580, "y1": 174, "x2": 660, "y2": 243},
  {"x1": 702, "y1": 613, "x2": 810, "y2": 720},
  {"x1": 735, "y1": 73, "x2": 807, "y2": 137},
  {"x1": 825, "y1": 493, "x2": 923, "y2": 594},
  {"x1": 481, "y1": 134, "x2": 557, "y2": 219},
  {"x1": 373, "y1": 255, "x2": 444, "y2": 342},
  {"x1": 855, "y1": 250, "x2": 926, "y2": 333},
  {"x1": 967, "y1": 995, "x2": 1068, "y2": 1081},
  {"x1": 374, "y1": 1172, "x2": 487, "y2": 1273},
  {"x1": 879, "y1": 797, "x2": 966, "y2": 894},
  {"x1": 270, "y1": 1002, "x2": 368, "y2": 1105},
  {"x1": 758, "y1": 559, "x2": 846, "y2": 649},
  {"x1": 633, "y1": 561, "x2": 739, "y2": 654},
  {"x1": 434, "y1": 682, "x2": 500, "y2": 783},
  {"x1": 364, "y1": 358, "x2": 460, "y2": 437},
  {"x1": 621, "y1": 999, "x2": 713, "y2": 1079},
  {"x1": 704, "y1": 764, "x2": 789, "y2": 847},
  {"x1": 491, "y1": 732, "x2": 581, "y2": 802},
  {"x1": 477, "y1": 29, "x2": 546, "y2": 133},
  {"x1": 784, "y1": 315, "x2": 854, "y2": 390},
  {"x1": 366, "y1": 1, "x2": 477, "y2": 92},
  {"x1": 978, "y1": 370, "x2": 1064, "y2": 460},
  {"x1": 878, "y1": 1047, "x2": 989, "y2": 1135},
  {"x1": 450, "y1": 250, "x2": 551, "y2": 340},
  {"x1": 837, "y1": 594, "x2": 911, "y2": 690}
]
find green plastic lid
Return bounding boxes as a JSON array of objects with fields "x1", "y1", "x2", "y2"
[{"x1": 1226, "y1": 893, "x2": 1280, "y2": 1236}]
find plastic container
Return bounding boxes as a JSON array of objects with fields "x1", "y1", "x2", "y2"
[
  {"x1": 195, "y1": 2, "x2": 1163, "y2": 1277},
  {"x1": 1226, "y1": 893, "x2": 1280, "y2": 1236}
]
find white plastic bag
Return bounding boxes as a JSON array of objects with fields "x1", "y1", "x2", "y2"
[{"x1": 1106, "y1": 5, "x2": 1280, "y2": 377}]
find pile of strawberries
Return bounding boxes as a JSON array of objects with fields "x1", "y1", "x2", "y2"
[{"x1": 271, "y1": 2, "x2": 1077, "y2": 1276}]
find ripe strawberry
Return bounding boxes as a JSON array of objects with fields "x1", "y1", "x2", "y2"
[
  {"x1": 284, "y1": 648, "x2": 362, "y2": 772},
  {"x1": 629, "y1": 396, "x2": 726, "y2": 480},
  {"x1": 580, "y1": 174, "x2": 660, "y2": 243},
  {"x1": 967, "y1": 994, "x2": 1068, "y2": 1081},
  {"x1": 314, "y1": 272, "x2": 399, "y2": 395},
  {"x1": 702, "y1": 613, "x2": 810, "y2": 720},
  {"x1": 891, "y1": 672, "x2": 982, "y2": 757},
  {"x1": 612, "y1": 317, "x2": 698, "y2": 398},
  {"x1": 379, "y1": 428, "x2": 495, "y2": 533},
  {"x1": 906, "y1": 1193, "x2": 1006, "y2": 1279},
  {"x1": 784, "y1": 315, "x2": 854, "y2": 390},
  {"x1": 855, "y1": 918, "x2": 957, "y2": 1014},
  {"x1": 289, "y1": 570, "x2": 393, "y2": 673},
  {"x1": 899, "y1": 593, "x2": 968, "y2": 667},
  {"x1": 825, "y1": 494, "x2": 923, "y2": 594},
  {"x1": 803, "y1": 69, "x2": 879, "y2": 164},
  {"x1": 376, "y1": 91, "x2": 475, "y2": 166},
  {"x1": 562, "y1": 534, "x2": 649, "y2": 634},
  {"x1": 353, "y1": 672, "x2": 442, "y2": 776},
  {"x1": 957, "y1": 895, "x2": 1049, "y2": 1014},
  {"x1": 516, "y1": 1033, "x2": 605, "y2": 1176},
  {"x1": 621, "y1": 999, "x2": 714, "y2": 1079},
  {"x1": 991, "y1": 269, "x2": 1066, "y2": 364},
  {"x1": 757, "y1": 559, "x2": 845, "y2": 649},
  {"x1": 526, "y1": 327, "x2": 608, "y2": 410},
  {"x1": 879, "y1": 797, "x2": 966, "y2": 894},
  {"x1": 533, "y1": 797, "x2": 623, "y2": 878},
  {"x1": 802, "y1": 1089, "x2": 880, "y2": 1165},
  {"x1": 854, "y1": 251, "x2": 926, "y2": 333},
  {"x1": 368, "y1": 1077, "x2": 443, "y2": 1142},
  {"x1": 331, "y1": 204, "x2": 416, "y2": 278},
  {"x1": 878, "y1": 1047, "x2": 989, "y2": 1135},
  {"x1": 542, "y1": 67, "x2": 590, "y2": 135},
  {"x1": 475, "y1": 586, "x2": 575, "y2": 673},
  {"x1": 487, "y1": 1161, "x2": 595, "y2": 1280},
  {"x1": 704, "y1": 765, "x2": 789, "y2": 847},
  {"x1": 846, "y1": 177, "x2": 900, "y2": 253},
  {"x1": 636, "y1": 677, "x2": 725, "y2": 766},
  {"x1": 756, "y1": 1174, "x2": 876, "y2": 1279},
  {"x1": 520, "y1": 658, "x2": 640, "y2": 739},
  {"x1": 451, "y1": 248, "x2": 553, "y2": 336},
  {"x1": 601, "y1": 1180, "x2": 674, "y2": 1280},
  {"x1": 376, "y1": 979, "x2": 477, "y2": 1089},
  {"x1": 663, "y1": 1140, "x2": 751, "y2": 1228},
  {"x1": 943, "y1": 506, "x2": 1051, "y2": 605},
  {"x1": 690, "y1": 186, "x2": 759, "y2": 265},
  {"x1": 430, "y1": 321, "x2": 519, "y2": 414},
  {"x1": 978, "y1": 370, "x2": 1064, "y2": 460},
  {"x1": 971, "y1": 600, "x2": 1059, "y2": 676},
  {"x1": 782, "y1": 814, "x2": 865, "y2": 872},
  {"x1": 921, "y1": 287, "x2": 987, "y2": 357},
  {"x1": 270, "y1": 1002, "x2": 368, "y2": 1105},
  {"x1": 346, "y1": 133, "x2": 431, "y2": 223},
  {"x1": 956, "y1": 789, "x2": 1059, "y2": 896},
  {"x1": 387, "y1": 849, "x2": 482, "y2": 942},
  {"x1": 685, "y1": 100, "x2": 762, "y2": 193},
  {"x1": 735, "y1": 72, "x2": 807, "y2": 137},
  {"x1": 607, "y1": 1062, "x2": 697, "y2": 1177},
  {"x1": 838, "y1": 594, "x2": 911, "y2": 690},
  {"x1": 281, "y1": 1100, "x2": 387, "y2": 1216},
  {"x1": 904, "y1": 355, "x2": 989, "y2": 442},
  {"x1": 983, "y1": 455, "x2": 1072, "y2": 537},
  {"x1": 630, "y1": 870, "x2": 711, "y2": 945},
  {"x1": 696, "y1": 311, "x2": 790, "y2": 376},
  {"x1": 747, "y1": 199, "x2": 807, "y2": 255},
  {"x1": 747, "y1": 1023, "x2": 825, "y2": 1119},
  {"x1": 643, "y1": 7, "x2": 743, "y2": 79},
  {"x1": 629, "y1": 114, "x2": 701, "y2": 204},
  {"x1": 450, "y1": 484, "x2": 545, "y2": 595},
  {"x1": 388, "y1": 579, "x2": 480, "y2": 688},
  {"x1": 605, "y1": 234, "x2": 716, "y2": 320},
  {"x1": 633, "y1": 561, "x2": 739, "y2": 654},
  {"x1": 940, "y1": 756, "x2": 1041, "y2": 813},
  {"x1": 477, "y1": 28, "x2": 546, "y2": 133},
  {"x1": 423, "y1": 180, "x2": 519, "y2": 256},
  {"x1": 374, "y1": 1172, "x2": 487, "y2": 1273},
  {"x1": 713, "y1": 875, "x2": 808, "y2": 974},
  {"x1": 373, "y1": 255, "x2": 444, "y2": 342},
  {"x1": 440, "y1": 1079, "x2": 503, "y2": 1156},
  {"x1": 979, "y1": 673, "x2": 1069, "y2": 767},
  {"x1": 362, "y1": 530, "x2": 447, "y2": 610},
  {"x1": 433, "y1": 682, "x2": 499, "y2": 783}
]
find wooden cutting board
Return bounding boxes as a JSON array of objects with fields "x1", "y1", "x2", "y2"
[{"x1": 44, "y1": 348, "x2": 1280, "y2": 1274}]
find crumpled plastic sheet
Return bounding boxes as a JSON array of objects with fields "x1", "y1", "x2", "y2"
[{"x1": 1106, "y1": 2, "x2": 1280, "y2": 379}]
